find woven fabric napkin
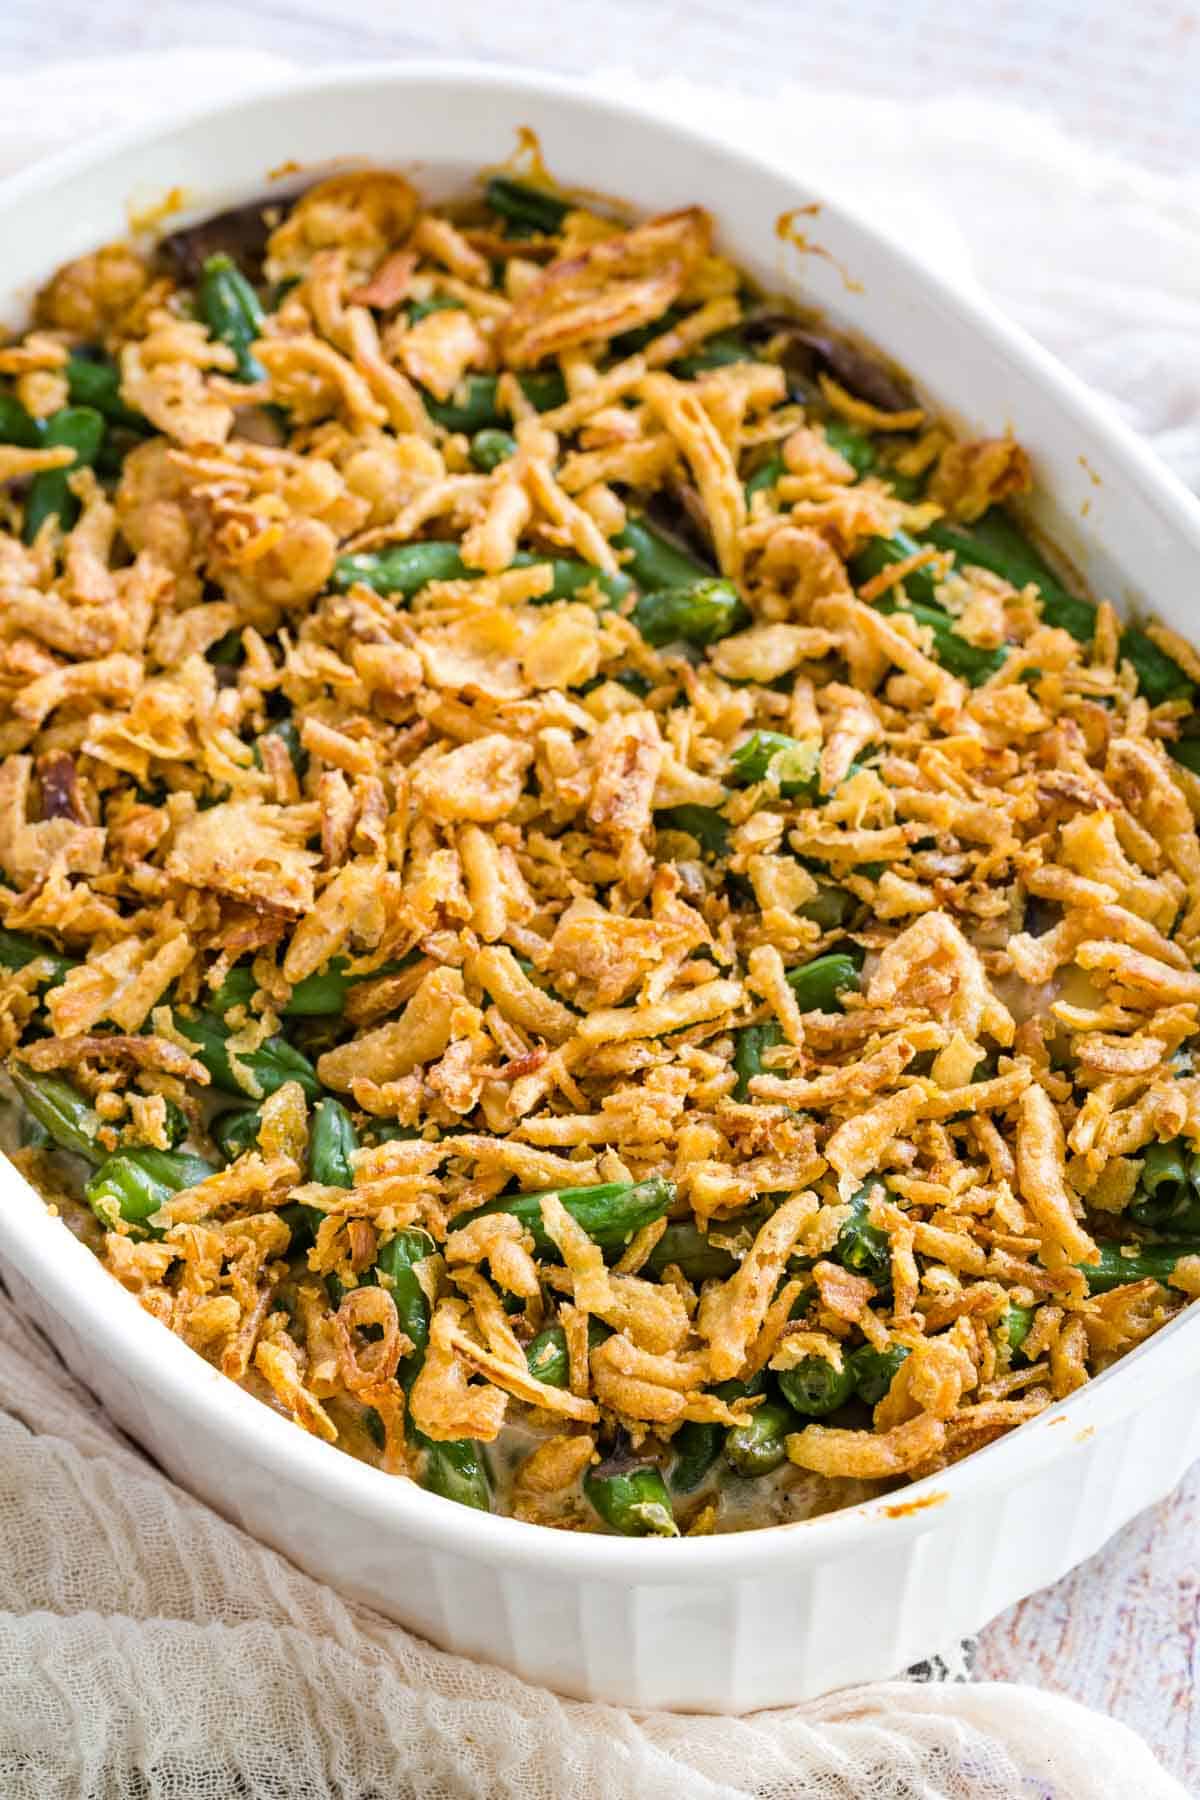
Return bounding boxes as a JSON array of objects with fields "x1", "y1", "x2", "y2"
[{"x1": 0, "y1": 49, "x2": 1194, "y2": 1799}]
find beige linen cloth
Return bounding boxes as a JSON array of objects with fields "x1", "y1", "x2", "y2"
[{"x1": 0, "y1": 50, "x2": 1195, "y2": 1799}]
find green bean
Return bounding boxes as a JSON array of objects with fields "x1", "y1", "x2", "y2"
[
  {"x1": 645, "y1": 1218, "x2": 739, "y2": 1284},
  {"x1": 724, "y1": 1398, "x2": 797, "y2": 1476},
  {"x1": 584, "y1": 1456, "x2": 678, "y2": 1537},
  {"x1": 0, "y1": 927, "x2": 75, "y2": 988},
  {"x1": 859, "y1": 512, "x2": 1083, "y2": 636},
  {"x1": 999, "y1": 1305, "x2": 1034, "y2": 1363},
  {"x1": 798, "y1": 882, "x2": 856, "y2": 931},
  {"x1": 862, "y1": 510, "x2": 1080, "y2": 632},
  {"x1": 279, "y1": 1200, "x2": 324, "y2": 1250},
  {"x1": 585, "y1": 667, "x2": 654, "y2": 701},
  {"x1": 85, "y1": 1146, "x2": 214, "y2": 1231},
  {"x1": 846, "y1": 1342, "x2": 910, "y2": 1406},
  {"x1": 422, "y1": 1437, "x2": 493, "y2": 1511},
  {"x1": 613, "y1": 517, "x2": 712, "y2": 591},
  {"x1": 64, "y1": 354, "x2": 148, "y2": 431},
  {"x1": 374, "y1": 1228, "x2": 438, "y2": 1359},
  {"x1": 524, "y1": 1325, "x2": 572, "y2": 1388},
  {"x1": 262, "y1": 272, "x2": 299, "y2": 307},
  {"x1": 199, "y1": 252, "x2": 266, "y2": 383},
  {"x1": 632, "y1": 579, "x2": 750, "y2": 648},
  {"x1": 923, "y1": 506, "x2": 1187, "y2": 700},
  {"x1": 505, "y1": 369, "x2": 568, "y2": 414},
  {"x1": 1129, "y1": 1139, "x2": 1200, "y2": 1237},
  {"x1": 211, "y1": 1106, "x2": 261, "y2": 1162},
  {"x1": 407, "y1": 296, "x2": 465, "y2": 323},
  {"x1": 786, "y1": 951, "x2": 862, "y2": 1013},
  {"x1": 1137, "y1": 1138, "x2": 1190, "y2": 1194},
  {"x1": 458, "y1": 1175, "x2": 673, "y2": 1258},
  {"x1": 255, "y1": 717, "x2": 307, "y2": 778},
  {"x1": 523, "y1": 555, "x2": 631, "y2": 606},
  {"x1": 855, "y1": 523, "x2": 1032, "y2": 684},
  {"x1": 214, "y1": 954, "x2": 413, "y2": 1020},
  {"x1": 824, "y1": 418, "x2": 877, "y2": 477},
  {"x1": 23, "y1": 406, "x2": 105, "y2": 543},
  {"x1": 334, "y1": 540, "x2": 467, "y2": 597},
  {"x1": 776, "y1": 1356, "x2": 856, "y2": 1418},
  {"x1": 834, "y1": 439, "x2": 921, "y2": 501},
  {"x1": 671, "y1": 335, "x2": 752, "y2": 378},
  {"x1": 174, "y1": 1010, "x2": 321, "y2": 1100},
  {"x1": 286, "y1": 957, "x2": 402, "y2": 1016},
  {"x1": 93, "y1": 427, "x2": 139, "y2": 477},
  {"x1": 469, "y1": 427, "x2": 517, "y2": 471},
  {"x1": 1083, "y1": 1243, "x2": 1200, "y2": 1293},
  {"x1": 850, "y1": 529, "x2": 940, "y2": 605},
  {"x1": 324, "y1": 1271, "x2": 350, "y2": 1311},
  {"x1": 0, "y1": 390, "x2": 43, "y2": 447},
  {"x1": 361, "y1": 1407, "x2": 388, "y2": 1453},
  {"x1": 783, "y1": 1284, "x2": 822, "y2": 1322},
  {"x1": 671, "y1": 1374, "x2": 764, "y2": 1494},
  {"x1": 729, "y1": 730, "x2": 819, "y2": 797},
  {"x1": 612, "y1": 308, "x2": 685, "y2": 357},
  {"x1": 367, "y1": 1121, "x2": 422, "y2": 1147},
  {"x1": 836, "y1": 1183, "x2": 893, "y2": 1286},
  {"x1": 823, "y1": 425, "x2": 921, "y2": 496},
  {"x1": 425, "y1": 370, "x2": 566, "y2": 433},
  {"x1": 669, "y1": 1421, "x2": 725, "y2": 1495},
  {"x1": 914, "y1": 510, "x2": 1189, "y2": 704},
  {"x1": 924, "y1": 511, "x2": 1090, "y2": 634},
  {"x1": 333, "y1": 540, "x2": 630, "y2": 607},
  {"x1": 876, "y1": 595, "x2": 1009, "y2": 686},
  {"x1": 484, "y1": 174, "x2": 571, "y2": 236},
  {"x1": 1171, "y1": 735, "x2": 1200, "y2": 777},
  {"x1": 19, "y1": 1114, "x2": 50, "y2": 1150},
  {"x1": 207, "y1": 627, "x2": 244, "y2": 666},
  {"x1": 308, "y1": 1097, "x2": 358, "y2": 1188},
  {"x1": 524, "y1": 1316, "x2": 611, "y2": 1389},
  {"x1": 9, "y1": 1067, "x2": 102, "y2": 1163},
  {"x1": 733, "y1": 1020, "x2": 783, "y2": 1103},
  {"x1": 373, "y1": 1229, "x2": 491, "y2": 1509},
  {"x1": 158, "y1": 1098, "x2": 191, "y2": 1150},
  {"x1": 209, "y1": 966, "x2": 262, "y2": 1016},
  {"x1": 886, "y1": 470, "x2": 925, "y2": 503},
  {"x1": 744, "y1": 452, "x2": 785, "y2": 503},
  {"x1": 654, "y1": 803, "x2": 730, "y2": 859}
]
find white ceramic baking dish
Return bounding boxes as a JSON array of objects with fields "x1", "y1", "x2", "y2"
[{"x1": 2, "y1": 62, "x2": 1200, "y2": 1715}]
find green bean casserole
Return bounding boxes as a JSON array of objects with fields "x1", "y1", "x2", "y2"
[{"x1": 2, "y1": 153, "x2": 1200, "y2": 1536}]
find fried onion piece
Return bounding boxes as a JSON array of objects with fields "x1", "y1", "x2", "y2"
[
  {"x1": 408, "y1": 1298, "x2": 510, "y2": 1443},
  {"x1": 699, "y1": 1194, "x2": 819, "y2": 1380},
  {"x1": 317, "y1": 966, "x2": 465, "y2": 1090},
  {"x1": 786, "y1": 1412, "x2": 947, "y2": 1479},
  {"x1": 501, "y1": 208, "x2": 710, "y2": 367},
  {"x1": 1016, "y1": 1083, "x2": 1099, "y2": 1269}
]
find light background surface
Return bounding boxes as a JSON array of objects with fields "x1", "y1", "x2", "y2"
[
  {"x1": 2, "y1": 0, "x2": 1199, "y2": 173},
  {"x1": 0, "y1": 2, "x2": 1198, "y2": 1787}
]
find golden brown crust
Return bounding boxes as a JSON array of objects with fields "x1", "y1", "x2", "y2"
[{"x1": 2, "y1": 158, "x2": 1196, "y2": 1535}]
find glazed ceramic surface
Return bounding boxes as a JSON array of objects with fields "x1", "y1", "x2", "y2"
[{"x1": 2, "y1": 63, "x2": 1200, "y2": 1711}]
